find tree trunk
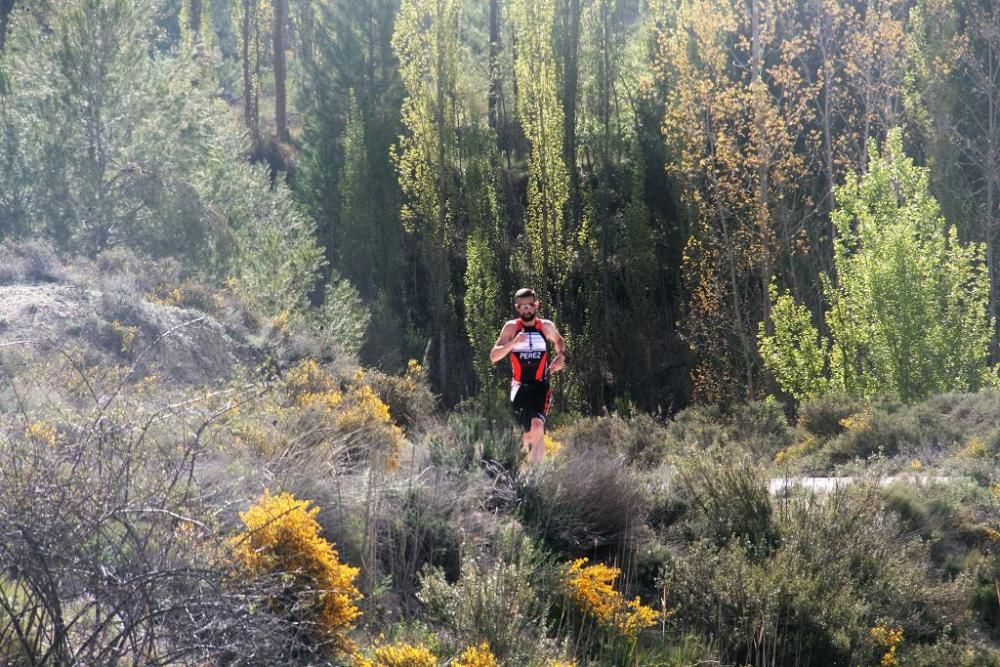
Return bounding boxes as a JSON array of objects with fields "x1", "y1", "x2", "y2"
[
  {"x1": 188, "y1": 0, "x2": 202, "y2": 43},
  {"x1": 240, "y1": 0, "x2": 260, "y2": 154},
  {"x1": 987, "y1": 40, "x2": 998, "y2": 361},
  {"x1": 273, "y1": 0, "x2": 288, "y2": 143},
  {"x1": 488, "y1": 0, "x2": 500, "y2": 131},
  {"x1": 751, "y1": 0, "x2": 773, "y2": 337},
  {"x1": 561, "y1": 0, "x2": 581, "y2": 229},
  {"x1": 0, "y1": 0, "x2": 15, "y2": 52},
  {"x1": 435, "y1": 0, "x2": 450, "y2": 395}
]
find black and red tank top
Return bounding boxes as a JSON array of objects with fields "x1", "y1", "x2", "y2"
[{"x1": 510, "y1": 318, "x2": 550, "y2": 385}]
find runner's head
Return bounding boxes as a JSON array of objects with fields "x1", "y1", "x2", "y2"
[{"x1": 514, "y1": 288, "x2": 539, "y2": 322}]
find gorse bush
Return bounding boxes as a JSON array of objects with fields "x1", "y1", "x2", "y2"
[
  {"x1": 557, "y1": 557, "x2": 659, "y2": 665},
  {"x1": 225, "y1": 360, "x2": 405, "y2": 470},
  {"x1": 452, "y1": 642, "x2": 499, "y2": 667},
  {"x1": 354, "y1": 640, "x2": 437, "y2": 667},
  {"x1": 561, "y1": 558, "x2": 659, "y2": 638},
  {"x1": 365, "y1": 360, "x2": 437, "y2": 433},
  {"x1": 230, "y1": 490, "x2": 363, "y2": 655},
  {"x1": 797, "y1": 393, "x2": 863, "y2": 438}
]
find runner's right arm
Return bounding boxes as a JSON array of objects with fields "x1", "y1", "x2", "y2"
[{"x1": 489, "y1": 322, "x2": 526, "y2": 364}]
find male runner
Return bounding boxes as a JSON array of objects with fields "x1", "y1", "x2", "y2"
[{"x1": 489, "y1": 288, "x2": 566, "y2": 464}]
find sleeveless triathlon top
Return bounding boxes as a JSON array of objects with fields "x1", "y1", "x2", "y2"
[{"x1": 509, "y1": 318, "x2": 550, "y2": 385}]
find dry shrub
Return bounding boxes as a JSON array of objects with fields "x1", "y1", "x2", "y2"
[
  {"x1": 0, "y1": 361, "x2": 306, "y2": 665},
  {"x1": 662, "y1": 480, "x2": 977, "y2": 667},
  {"x1": 417, "y1": 529, "x2": 552, "y2": 663},
  {"x1": 364, "y1": 360, "x2": 437, "y2": 433},
  {"x1": 0, "y1": 239, "x2": 66, "y2": 284},
  {"x1": 675, "y1": 447, "x2": 777, "y2": 557},
  {"x1": 555, "y1": 413, "x2": 671, "y2": 467},
  {"x1": 519, "y1": 452, "x2": 649, "y2": 558},
  {"x1": 797, "y1": 393, "x2": 864, "y2": 438}
]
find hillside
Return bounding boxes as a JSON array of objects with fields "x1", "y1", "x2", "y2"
[{"x1": 0, "y1": 242, "x2": 998, "y2": 666}]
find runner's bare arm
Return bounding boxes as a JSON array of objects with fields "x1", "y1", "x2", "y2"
[
  {"x1": 543, "y1": 320, "x2": 567, "y2": 372},
  {"x1": 489, "y1": 321, "x2": 521, "y2": 364}
]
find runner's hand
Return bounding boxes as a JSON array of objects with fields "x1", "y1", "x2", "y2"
[
  {"x1": 510, "y1": 332, "x2": 529, "y2": 348},
  {"x1": 550, "y1": 355, "x2": 566, "y2": 373}
]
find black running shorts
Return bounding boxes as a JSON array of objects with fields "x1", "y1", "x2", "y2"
[{"x1": 510, "y1": 381, "x2": 552, "y2": 431}]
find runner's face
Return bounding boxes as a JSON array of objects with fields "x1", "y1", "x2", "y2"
[{"x1": 514, "y1": 299, "x2": 538, "y2": 321}]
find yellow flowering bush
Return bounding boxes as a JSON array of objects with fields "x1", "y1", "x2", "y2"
[
  {"x1": 111, "y1": 320, "x2": 139, "y2": 353},
  {"x1": 563, "y1": 558, "x2": 658, "y2": 639},
  {"x1": 363, "y1": 359, "x2": 436, "y2": 431},
  {"x1": 839, "y1": 408, "x2": 872, "y2": 433},
  {"x1": 774, "y1": 434, "x2": 820, "y2": 464},
  {"x1": 286, "y1": 359, "x2": 344, "y2": 410},
  {"x1": 336, "y1": 373, "x2": 405, "y2": 470},
  {"x1": 544, "y1": 433, "x2": 563, "y2": 458},
  {"x1": 271, "y1": 309, "x2": 292, "y2": 336},
  {"x1": 354, "y1": 641, "x2": 437, "y2": 667},
  {"x1": 24, "y1": 421, "x2": 57, "y2": 447},
  {"x1": 229, "y1": 490, "x2": 362, "y2": 653},
  {"x1": 453, "y1": 642, "x2": 498, "y2": 667},
  {"x1": 962, "y1": 436, "x2": 987, "y2": 458},
  {"x1": 869, "y1": 624, "x2": 903, "y2": 666}
]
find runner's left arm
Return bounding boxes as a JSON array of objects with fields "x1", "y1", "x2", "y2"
[{"x1": 543, "y1": 320, "x2": 567, "y2": 372}]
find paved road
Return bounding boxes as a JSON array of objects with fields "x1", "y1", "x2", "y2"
[{"x1": 769, "y1": 474, "x2": 959, "y2": 495}]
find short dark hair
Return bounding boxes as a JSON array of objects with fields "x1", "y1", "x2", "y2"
[{"x1": 514, "y1": 288, "x2": 537, "y2": 301}]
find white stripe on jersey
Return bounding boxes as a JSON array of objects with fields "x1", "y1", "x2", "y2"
[{"x1": 511, "y1": 329, "x2": 547, "y2": 354}]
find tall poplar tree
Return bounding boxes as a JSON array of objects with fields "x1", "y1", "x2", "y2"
[
  {"x1": 392, "y1": 0, "x2": 463, "y2": 394},
  {"x1": 509, "y1": 0, "x2": 571, "y2": 308}
]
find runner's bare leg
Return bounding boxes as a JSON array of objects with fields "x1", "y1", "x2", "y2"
[{"x1": 526, "y1": 417, "x2": 546, "y2": 464}]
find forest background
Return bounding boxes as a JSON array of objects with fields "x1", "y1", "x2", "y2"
[{"x1": 2, "y1": 0, "x2": 1000, "y2": 665}]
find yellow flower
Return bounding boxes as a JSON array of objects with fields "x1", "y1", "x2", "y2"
[
  {"x1": 563, "y1": 558, "x2": 659, "y2": 638},
  {"x1": 354, "y1": 641, "x2": 437, "y2": 667},
  {"x1": 453, "y1": 642, "x2": 497, "y2": 667},
  {"x1": 544, "y1": 433, "x2": 563, "y2": 457},
  {"x1": 25, "y1": 421, "x2": 57, "y2": 447},
  {"x1": 336, "y1": 381, "x2": 405, "y2": 470},
  {"x1": 111, "y1": 320, "x2": 139, "y2": 353},
  {"x1": 229, "y1": 490, "x2": 362, "y2": 653},
  {"x1": 869, "y1": 625, "x2": 903, "y2": 666},
  {"x1": 963, "y1": 436, "x2": 987, "y2": 458},
  {"x1": 272, "y1": 310, "x2": 291, "y2": 336},
  {"x1": 839, "y1": 408, "x2": 872, "y2": 433}
]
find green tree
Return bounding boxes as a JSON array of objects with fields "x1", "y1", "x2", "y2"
[
  {"x1": 1, "y1": 0, "x2": 325, "y2": 319},
  {"x1": 463, "y1": 129, "x2": 510, "y2": 389},
  {"x1": 295, "y1": 0, "x2": 410, "y2": 367},
  {"x1": 509, "y1": 0, "x2": 571, "y2": 305},
  {"x1": 760, "y1": 129, "x2": 994, "y2": 402},
  {"x1": 392, "y1": 0, "x2": 463, "y2": 394}
]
